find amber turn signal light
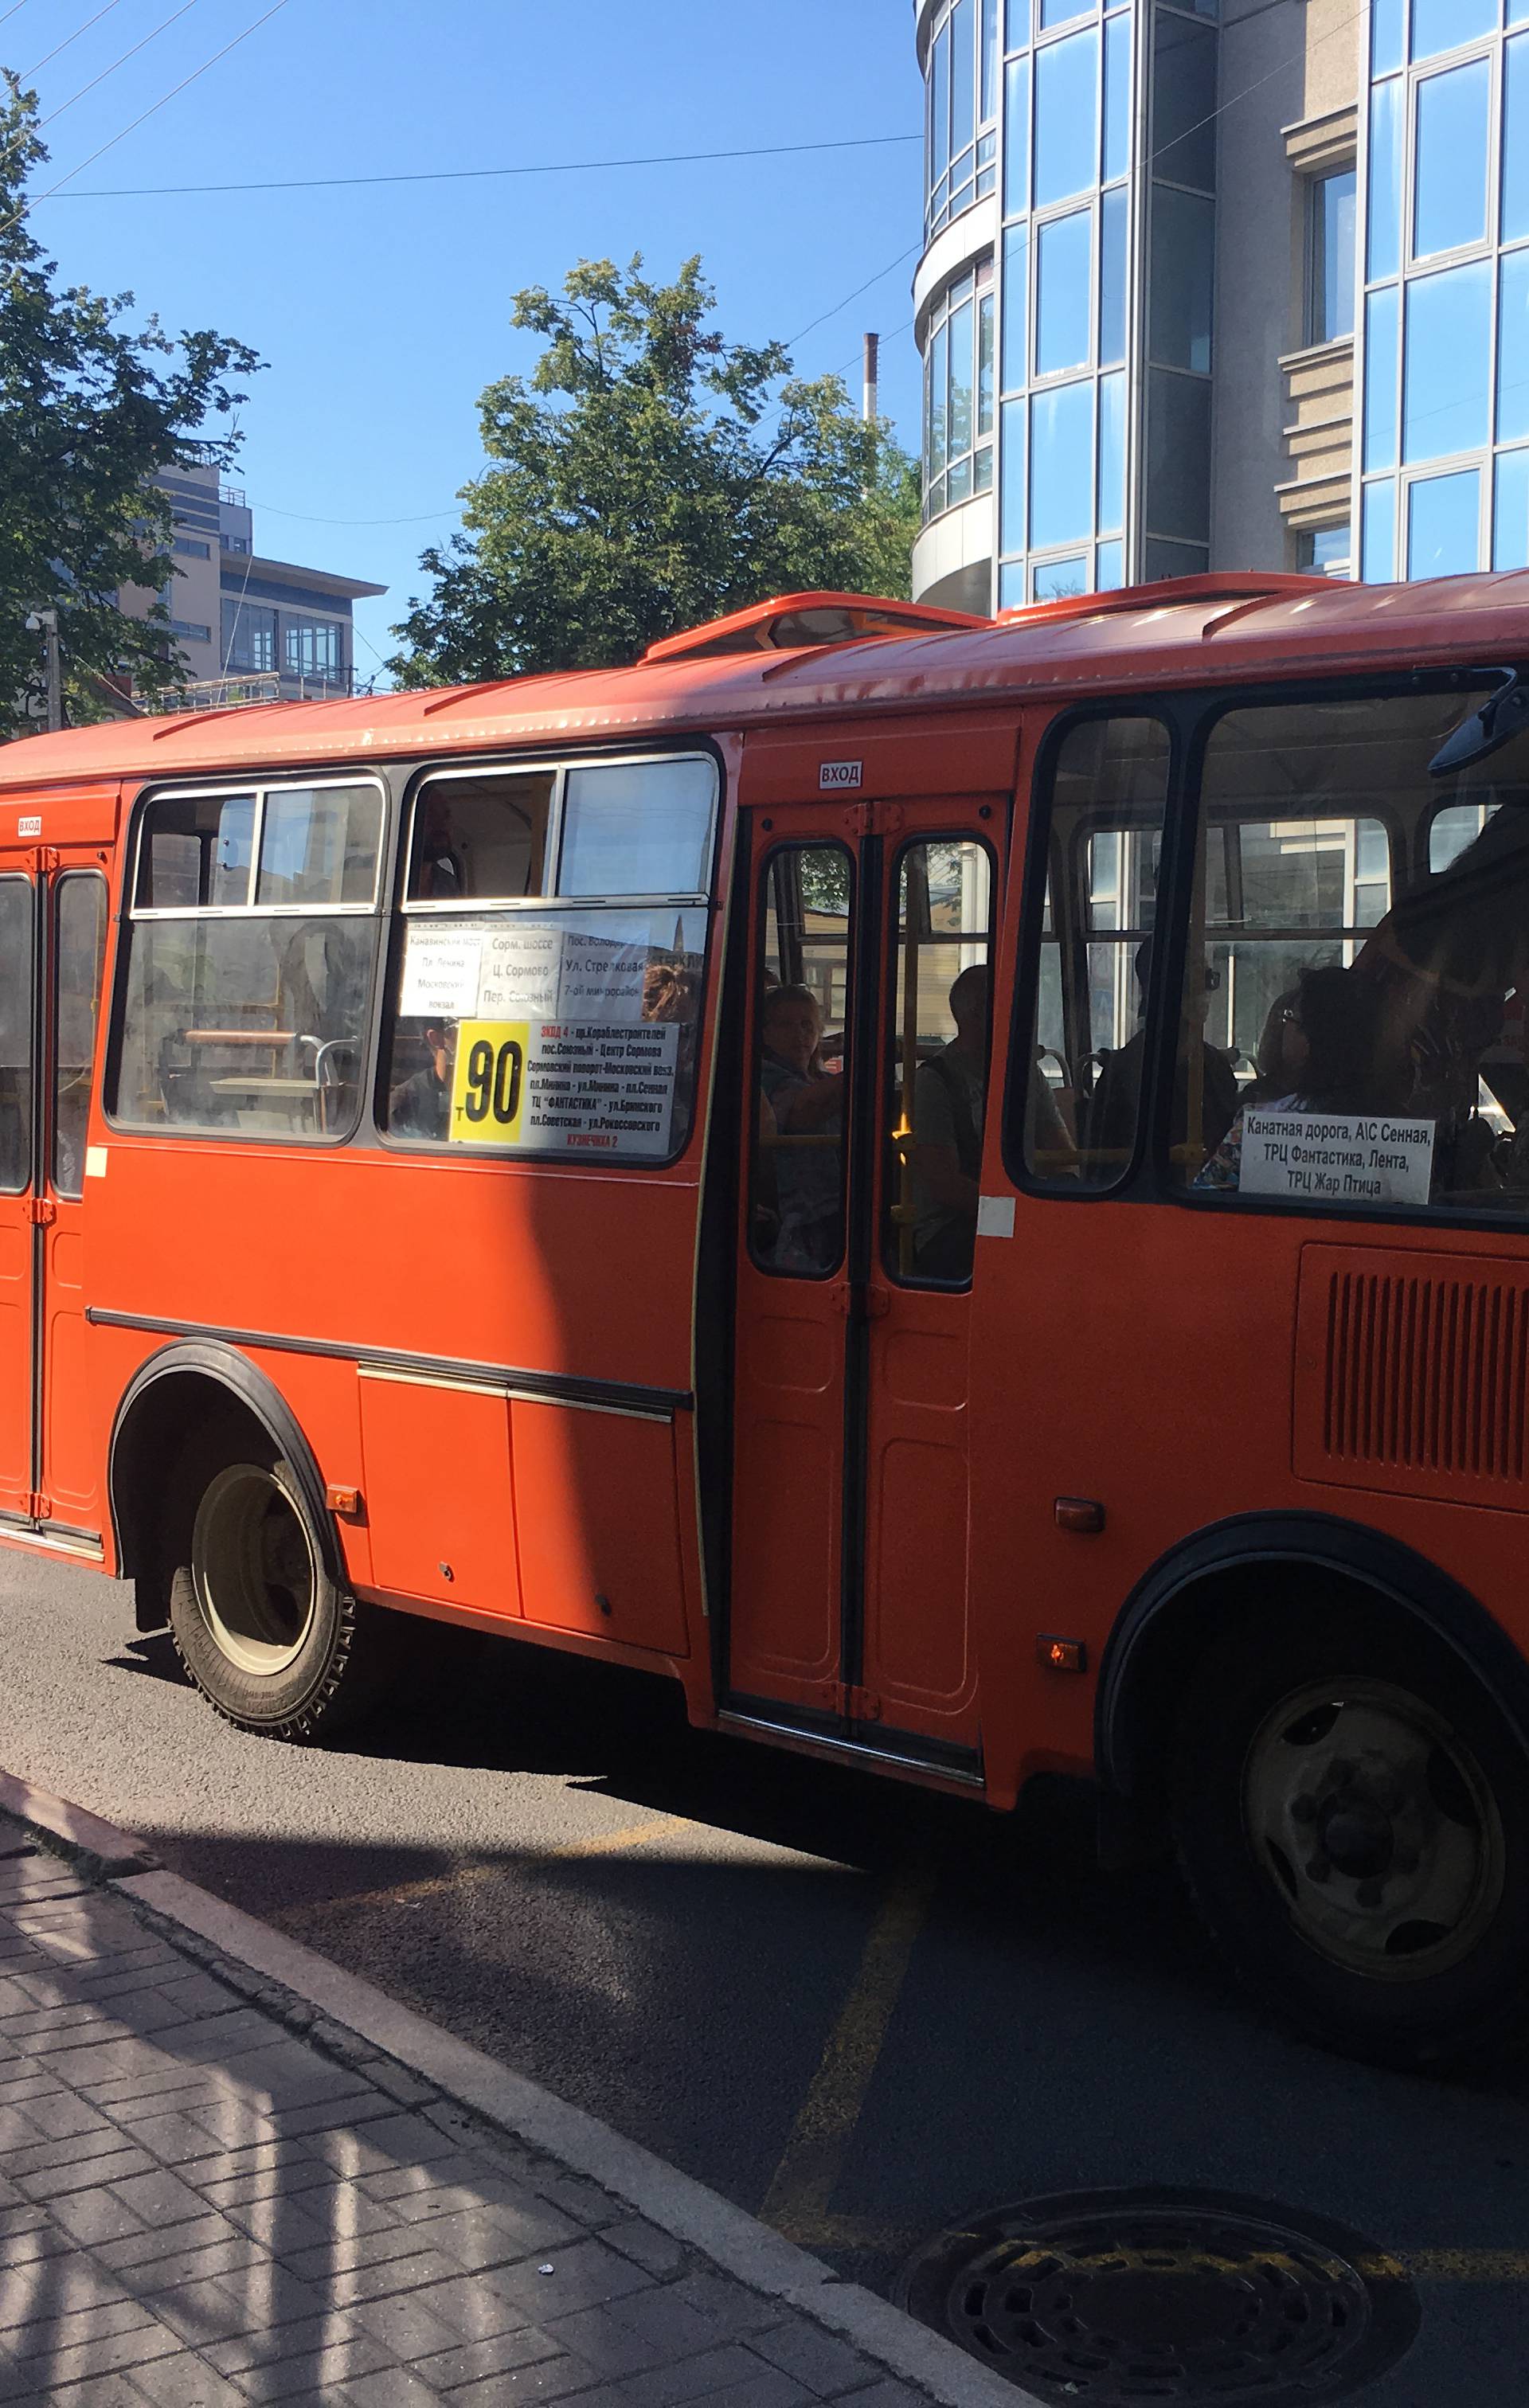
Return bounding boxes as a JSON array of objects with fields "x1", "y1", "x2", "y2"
[
  {"x1": 1054, "y1": 1496, "x2": 1105, "y2": 1535},
  {"x1": 1037, "y1": 1634, "x2": 1088, "y2": 1675}
]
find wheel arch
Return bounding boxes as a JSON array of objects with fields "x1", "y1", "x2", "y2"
[
  {"x1": 108, "y1": 1341, "x2": 343, "y2": 1627},
  {"x1": 1096, "y1": 1511, "x2": 1529, "y2": 1811}
]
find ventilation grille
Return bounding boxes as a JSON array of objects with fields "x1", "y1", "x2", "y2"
[{"x1": 1323, "y1": 1268, "x2": 1529, "y2": 1484}]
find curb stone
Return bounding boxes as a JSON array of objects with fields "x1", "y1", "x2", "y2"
[{"x1": 1, "y1": 1769, "x2": 1046, "y2": 2408}]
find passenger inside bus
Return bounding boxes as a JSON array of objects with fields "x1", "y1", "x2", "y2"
[
  {"x1": 1195, "y1": 966, "x2": 1403, "y2": 1192},
  {"x1": 1086, "y1": 940, "x2": 1238, "y2": 1171},
  {"x1": 757, "y1": 983, "x2": 843, "y2": 1270},
  {"x1": 389, "y1": 1022, "x2": 454, "y2": 1140},
  {"x1": 911, "y1": 964, "x2": 989, "y2": 1280}
]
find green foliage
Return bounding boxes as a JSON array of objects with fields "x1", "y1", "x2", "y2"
[
  {"x1": 0, "y1": 74, "x2": 260, "y2": 737},
  {"x1": 389, "y1": 255, "x2": 922, "y2": 686}
]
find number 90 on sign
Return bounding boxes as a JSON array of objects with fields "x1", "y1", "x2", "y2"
[{"x1": 449, "y1": 1019, "x2": 530, "y2": 1145}]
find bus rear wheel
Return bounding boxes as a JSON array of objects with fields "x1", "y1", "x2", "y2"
[
  {"x1": 1171, "y1": 1613, "x2": 1529, "y2": 2070},
  {"x1": 166, "y1": 1429, "x2": 386, "y2": 1742}
]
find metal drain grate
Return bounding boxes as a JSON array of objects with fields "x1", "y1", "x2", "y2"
[{"x1": 894, "y1": 2190, "x2": 1420, "y2": 2402}]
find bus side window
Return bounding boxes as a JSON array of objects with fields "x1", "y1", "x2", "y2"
[
  {"x1": 1011, "y1": 716, "x2": 1171, "y2": 1191},
  {"x1": 111, "y1": 781, "x2": 383, "y2": 1142},
  {"x1": 885, "y1": 838, "x2": 994, "y2": 1286},
  {"x1": 52, "y1": 874, "x2": 107, "y2": 1199}
]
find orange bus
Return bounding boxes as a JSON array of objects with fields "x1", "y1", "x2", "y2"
[{"x1": 5, "y1": 572, "x2": 1529, "y2": 2070}]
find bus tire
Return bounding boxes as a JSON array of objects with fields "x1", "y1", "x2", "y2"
[
  {"x1": 1170, "y1": 1609, "x2": 1529, "y2": 2070},
  {"x1": 165, "y1": 1426, "x2": 391, "y2": 1743}
]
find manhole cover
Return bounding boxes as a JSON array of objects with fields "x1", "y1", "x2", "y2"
[{"x1": 894, "y1": 2189, "x2": 1420, "y2": 2402}]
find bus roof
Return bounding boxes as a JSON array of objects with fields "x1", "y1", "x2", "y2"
[{"x1": 6, "y1": 569, "x2": 1529, "y2": 792}]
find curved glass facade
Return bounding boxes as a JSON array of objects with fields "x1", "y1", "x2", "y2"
[
  {"x1": 918, "y1": 0, "x2": 1221, "y2": 611},
  {"x1": 1358, "y1": 0, "x2": 1529, "y2": 580}
]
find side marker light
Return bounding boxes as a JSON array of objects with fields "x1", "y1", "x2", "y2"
[
  {"x1": 1037, "y1": 1635, "x2": 1087, "y2": 1675},
  {"x1": 1055, "y1": 1496, "x2": 1105, "y2": 1535}
]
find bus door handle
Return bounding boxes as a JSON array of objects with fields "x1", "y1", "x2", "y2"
[{"x1": 831, "y1": 1284, "x2": 890, "y2": 1322}]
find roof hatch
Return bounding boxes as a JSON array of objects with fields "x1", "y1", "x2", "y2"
[{"x1": 641, "y1": 591, "x2": 990, "y2": 664}]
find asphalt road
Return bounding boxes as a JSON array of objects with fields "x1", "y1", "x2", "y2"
[{"x1": 3, "y1": 1546, "x2": 1528, "y2": 2404}]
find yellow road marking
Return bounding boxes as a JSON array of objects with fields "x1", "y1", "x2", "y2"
[
  {"x1": 284, "y1": 1815, "x2": 695, "y2": 1921},
  {"x1": 761, "y1": 1855, "x2": 935, "y2": 2242}
]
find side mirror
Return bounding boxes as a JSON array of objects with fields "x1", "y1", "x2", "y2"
[{"x1": 1429, "y1": 670, "x2": 1529, "y2": 777}]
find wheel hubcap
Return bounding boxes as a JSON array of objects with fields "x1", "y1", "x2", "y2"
[
  {"x1": 1243, "y1": 1677, "x2": 1504, "y2": 1979},
  {"x1": 192, "y1": 1464, "x2": 318, "y2": 1679}
]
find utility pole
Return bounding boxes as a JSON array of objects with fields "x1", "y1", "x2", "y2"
[
  {"x1": 862, "y1": 331, "x2": 880, "y2": 424},
  {"x1": 25, "y1": 608, "x2": 62, "y2": 733}
]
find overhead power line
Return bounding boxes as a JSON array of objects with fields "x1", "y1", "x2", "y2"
[
  {"x1": 1, "y1": 0, "x2": 291, "y2": 237},
  {"x1": 37, "y1": 127, "x2": 921, "y2": 202},
  {"x1": 21, "y1": 0, "x2": 131, "y2": 82},
  {"x1": 25, "y1": 0, "x2": 200, "y2": 139}
]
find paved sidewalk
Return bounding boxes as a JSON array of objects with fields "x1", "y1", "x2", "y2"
[{"x1": 0, "y1": 1808, "x2": 1007, "y2": 2408}]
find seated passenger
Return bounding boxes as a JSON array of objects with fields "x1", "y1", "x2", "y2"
[
  {"x1": 758, "y1": 984, "x2": 843, "y2": 1269},
  {"x1": 389, "y1": 1023, "x2": 454, "y2": 1140},
  {"x1": 1085, "y1": 939, "x2": 1239, "y2": 1171},
  {"x1": 1195, "y1": 965, "x2": 1401, "y2": 1192},
  {"x1": 911, "y1": 964, "x2": 989, "y2": 1280}
]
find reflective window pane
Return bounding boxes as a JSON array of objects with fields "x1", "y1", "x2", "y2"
[
  {"x1": 1034, "y1": 28, "x2": 1099, "y2": 205},
  {"x1": 888, "y1": 839, "x2": 994, "y2": 1285},
  {"x1": 1496, "y1": 447, "x2": 1529, "y2": 569},
  {"x1": 1004, "y1": 53, "x2": 1030, "y2": 213},
  {"x1": 750, "y1": 849, "x2": 851, "y2": 1273},
  {"x1": 1367, "y1": 77, "x2": 1402, "y2": 282},
  {"x1": 1512, "y1": 0, "x2": 1529, "y2": 23},
  {"x1": 977, "y1": 292, "x2": 996, "y2": 435},
  {"x1": 561, "y1": 759, "x2": 717, "y2": 897},
  {"x1": 931, "y1": 319, "x2": 950, "y2": 470},
  {"x1": 1500, "y1": 248, "x2": 1529, "y2": 445},
  {"x1": 1004, "y1": 0, "x2": 1030, "y2": 50},
  {"x1": 1030, "y1": 377, "x2": 1094, "y2": 547},
  {"x1": 1362, "y1": 479, "x2": 1398, "y2": 580},
  {"x1": 256, "y1": 785, "x2": 381, "y2": 908},
  {"x1": 998, "y1": 561, "x2": 1027, "y2": 608},
  {"x1": 1097, "y1": 538, "x2": 1124, "y2": 590},
  {"x1": 1000, "y1": 394, "x2": 1028, "y2": 553},
  {"x1": 1364, "y1": 284, "x2": 1401, "y2": 470},
  {"x1": 0, "y1": 880, "x2": 32, "y2": 1195},
  {"x1": 1411, "y1": 0, "x2": 1496, "y2": 61},
  {"x1": 1151, "y1": 186, "x2": 1214, "y2": 372},
  {"x1": 408, "y1": 771, "x2": 555, "y2": 902},
  {"x1": 952, "y1": 0, "x2": 976, "y2": 163},
  {"x1": 1033, "y1": 554, "x2": 1089, "y2": 600},
  {"x1": 1040, "y1": 0, "x2": 1093, "y2": 22},
  {"x1": 1035, "y1": 209, "x2": 1093, "y2": 376},
  {"x1": 981, "y1": 0, "x2": 999, "y2": 116},
  {"x1": 1402, "y1": 262, "x2": 1492, "y2": 462},
  {"x1": 1407, "y1": 467, "x2": 1481, "y2": 577},
  {"x1": 1001, "y1": 219, "x2": 1030, "y2": 389},
  {"x1": 1097, "y1": 369, "x2": 1126, "y2": 533},
  {"x1": 1146, "y1": 369, "x2": 1211, "y2": 542},
  {"x1": 1103, "y1": 11, "x2": 1130, "y2": 182},
  {"x1": 1100, "y1": 186, "x2": 1128, "y2": 364},
  {"x1": 52, "y1": 875, "x2": 107, "y2": 1199},
  {"x1": 948, "y1": 298, "x2": 976, "y2": 456},
  {"x1": 1152, "y1": 13, "x2": 1217, "y2": 192},
  {"x1": 1297, "y1": 523, "x2": 1352, "y2": 575},
  {"x1": 1309, "y1": 169, "x2": 1355, "y2": 342},
  {"x1": 932, "y1": 23, "x2": 950, "y2": 181},
  {"x1": 1144, "y1": 538, "x2": 1209, "y2": 580},
  {"x1": 1020, "y1": 716, "x2": 1171, "y2": 1190},
  {"x1": 1506, "y1": 37, "x2": 1529, "y2": 244},
  {"x1": 1371, "y1": 0, "x2": 1405, "y2": 74},
  {"x1": 136, "y1": 792, "x2": 256, "y2": 910},
  {"x1": 1414, "y1": 61, "x2": 1489, "y2": 259}
]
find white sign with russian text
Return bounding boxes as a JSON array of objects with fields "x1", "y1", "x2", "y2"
[{"x1": 1239, "y1": 1110, "x2": 1437, "y2": 1208}]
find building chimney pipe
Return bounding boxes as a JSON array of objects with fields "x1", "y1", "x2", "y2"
[{"x1": 862, "y1": 330, "x2": 880, "y2": 424}]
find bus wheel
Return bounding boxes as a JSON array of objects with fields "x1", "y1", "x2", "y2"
[
  {"x1": 1171, "y1": 1616, "x2": 1529, "y2": 2070},
  {"x1": 166, "y1": 1433, "x2": 384, "y2": 1742}
]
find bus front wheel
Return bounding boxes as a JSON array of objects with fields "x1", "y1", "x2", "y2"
[
  {"x1": 166, "y1": 1429, "x2": 389, "y2": 1742},
  {"x1": 1171, "y1": 1612, "x2": 1529, "y2": 2070}
]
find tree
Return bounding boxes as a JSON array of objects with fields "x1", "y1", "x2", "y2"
[
  {"x1": 389, "y1": 256, "x2": 921, "y2": 686},
  {"x1": 0, "y1": 73, "x2": 260, "y2": 737}
]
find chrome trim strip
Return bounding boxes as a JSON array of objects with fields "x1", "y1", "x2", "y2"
[
  {"x1": 0, "y1": 1519, "x2": 104, "y2": 1563},
  {"x1": 718, "y1": 1709, "x2": 986, "y2": 1788},
  {"x1": 86, "y1": 1306, "x2": 689, "y2": 1423}
]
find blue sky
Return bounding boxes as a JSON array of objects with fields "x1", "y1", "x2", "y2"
[{"x1": 11, "y1": 0, "x2": 925, "y2": 674}]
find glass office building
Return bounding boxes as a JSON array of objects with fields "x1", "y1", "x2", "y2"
[
  {"x1": 912, "y1": 0, "x2": 1529, "y2": 609},
  {"x1": 1358, "y1": 0, "x2": 1529, "y2": 582}
]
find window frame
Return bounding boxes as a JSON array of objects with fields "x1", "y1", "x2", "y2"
[
  {"x1": 379, "y1": 742, "x2": 724, "y2": 1171},
  {"x1": 1008, "y1": 671, "x2": 1529, "y2": 1229},
  {"x1": 1305, "y1": 162, "x2": 1359, "y2": 346},
  {"x1": 0, "y1": 872, "x2": 35, "y2": 1198},
  {"x1": 746, "y1": 836, "x2": 857, "y2": 1282},
  {"x1": 106, "y1": 770, "x2": 392, "y2": 1149},
  {"x1": 50, "y1": 869, "x2": 108, "y2": 1201},
  {"x1": 883, "y1": 828, "x2": 998, "y2": 1290}
]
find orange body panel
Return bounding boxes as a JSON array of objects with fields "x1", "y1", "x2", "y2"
[{"x1": 1, "y1": 575, "x2": 1528, "y2": 1809}]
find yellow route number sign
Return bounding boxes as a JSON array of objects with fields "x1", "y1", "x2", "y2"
[{"x1": 449, "y1": 1019, "x2": 529, "y2": 1147}]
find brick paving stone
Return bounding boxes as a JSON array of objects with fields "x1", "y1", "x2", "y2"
[
  {"x1": 601, "y1": 2223, "x2": 688, "y2": 2282},
  {"x1": 6, "y1": 2092, "x2": 113, "y2": 2144},
  {"x1": 92, "y1": 2223, "x2": 240, "y2": 2278},
  {"x1": 0, "y1": 2221, "x2": 72, "y2": 2269},
  {"x1": 42, "y1": 2188, "x2": 151, "y2": 2246},
  {"x1": 412, "y1": 2323, "x2": 565, "y2": 2392},
  {"x1": 105, "y1": 2239, "x2": 265, "y2": 2300},
  {"x1": 746, "y1": 2322, "x2": 882, "y2": 2397},
  {"x1": 14, "y1": 2148, "x2": 158, "y2": 2201},
  {"x1": 411, "y1": 2202, "x2": 579, "y2": 2273},
  {"x1": 347, "y1": 2289, "x2": 461, "y2": 2363},
  {"x1": 323, "y1": 2368, "x2": 443, "y2": 2408},
  {"x1": 0, "y1": 2314, "x2": 184, "y2": 2399},
  {"x1": 486, "y1": 2244, "x2": 655, "y2": 2324},
  {"x1": 201, "y1": 2308, "x2": 370, "y2": 2375},
  {"x1": 19, "y1": 2379, "x2": 145, "y2": 2408},
  {"x1": 614, "y1": 2347, "x2": 775, "y2": 2407},
  {"x1": 403, "y1": 2271, "x2": 539, "y2": 2345},
  {"x1": 216, "y1": 2335, "x2": 396, "y2": 2403},
  {"x1": 444, "y1": 2353, "x2": 612, "y2": 2404},
  {"x1": 274, "y1": 2222, "x2": 442, "y2": 2284},
  {"x1": 119, "y1": 2351, "x2": 250, "y2": 2406},
  {"x1": 829, "y1": 2386, "x2": 928, "y2": 2407},
  {"x1": 0, "y1": 2258, "x2": 131, "y2": 2332},
  {"x1": 318, "y1": 2252, "x2": 465, "y2": 2310},
  {"x1": 108, "y1": 2172, "x2": 209, "y2": 2228}
]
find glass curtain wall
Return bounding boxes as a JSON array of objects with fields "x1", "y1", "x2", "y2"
[
  {"x1": 1359, "y1": 0, "x2": 1529, "y2": 582},
  {"x1": 926, "y1": 0, "x2": 1000, "y2": 241},
  {"x1": 924, "y1": 261, "x2": 997, "y2": 522},
  {"x1": 990, "y1": 0, "x2": 1218, "y2": 612}
]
